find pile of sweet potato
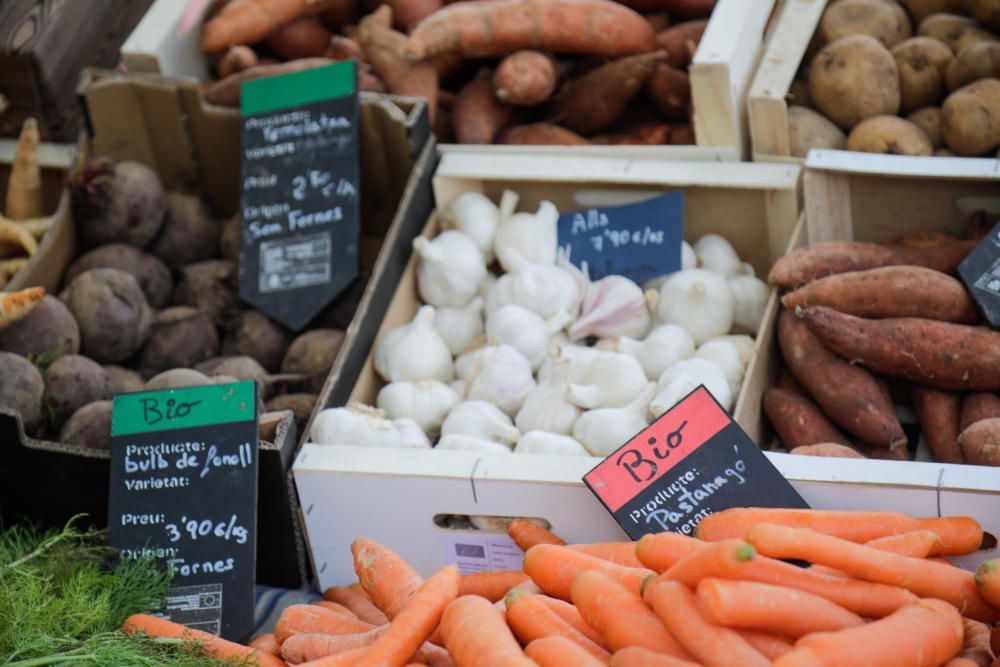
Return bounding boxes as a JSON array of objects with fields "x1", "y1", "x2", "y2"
[
  {"x1": 763, "y1": 215, "x2": 1000, "y2": 467},
  {"x1": 197, "y1": 0, "x2": 716, "y2": 145}
]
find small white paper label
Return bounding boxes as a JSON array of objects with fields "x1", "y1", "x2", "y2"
[{"x1": 439, "y1": 533, "x2": 524, "y2": 575}]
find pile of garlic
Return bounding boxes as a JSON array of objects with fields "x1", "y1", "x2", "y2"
[{"x1": 311, "y1": 191, "x2": 769, "y2": 457}]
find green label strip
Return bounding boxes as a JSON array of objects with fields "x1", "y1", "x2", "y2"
[
  {"x1": 241, "y1": 61, "x2": 356, "y2": 116},
  {"x1": 112, "y1": 381, "x2": 256, "y2": 436}
]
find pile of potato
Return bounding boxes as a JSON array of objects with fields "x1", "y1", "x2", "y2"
[
  {"x1": 0, "y1": 155, "x2": 359, "y2": 449},
  {"x1": 787, "y1": 0, "x2": 1000, "y2": 158}
]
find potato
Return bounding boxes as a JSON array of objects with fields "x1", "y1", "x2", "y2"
[
  {"x1": 104, "y1": 365, "x2": 145, "y2": 395},
  {"x1": 59, "y1": 400, "x2": 113, "y2": 450},
  {"x1": 281, "y1": 328, "x2": 346, "y2": 392},
  {"x1": 44, "y1": 354, "x2": 112, "y2": 429},
  {"x1": 936, "y1": 146, "x2": 957, "y2": 154},
  {"x1": 139, "y1": 306, "x2": 220, "y2": 373},
  {"x1": 906, "y1": 106, "x2": 944, "y2": 145},
  {"x1": 219, "y1": 213, "x2": 239, "y2": 261},
  {"x1": 223, "y1": 310, "x2": 290, "y2": 373},
  {"x1": 968, "y1": 0, "x2": 1000, "y2": 31},
  {"x1": 942, "y1": 78, "x2": 1000, "y2": 154},
  {"x1": 149, "y1": 193, "x2": 221, "y2": 269},
  {"x1": 63, "y1": 244, "x2": 173, "y2": 308},
  {"x1": 787, "y1": 79, "x2": 813, "y2": 108},
  {"x1": 172, "y1": 260, "x2": 239, "y2": 328},
  {"x1": 809, "y1": 35, "x2": 901, "y2": 129},
  {"x1": 820, "y1": 0, "x2": 912, "y2": 47},
  {"x1": 946, "y1": 42, "x2": 1000, "y2": 91},
  {"x1": 145, "y1": 368, "x2": 212, "y2": 391},
  {"x1": 0, "y1": 295, "x2": 79, "y2": 357},
  {"x1": 918, "y1": 13, "x2": 999, "y2": 53},
  {"x1": 265, "y1": 393, "x2": 317, "y2": 435},
  {"x1": 899, "y1": 0, "x2": 967, "y2": 24},
  {"x1": 846, "y1": 115, "x2": 934, "y2": 154},
  {"x1": 0, "y1": 351, "x2": 43, "y2": 429},
  {"x1": 892, "y1": 37, "x2": 954, "y2": 112},
  {"x1": 60, "y1": 268, "x2": 152, "y2": 363},
  {"x1": 788, "y1": 105, "x2": 847, "y2": 157}
]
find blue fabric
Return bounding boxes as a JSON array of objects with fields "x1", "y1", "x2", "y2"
[{"x1": 254, "y1": 585, "x2": 323, "y2": 637}]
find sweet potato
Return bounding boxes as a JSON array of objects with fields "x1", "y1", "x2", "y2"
[
  {"x1": 0, "y1": 351, "x2": 43, "y2": 429},
  {"x1": 668, "y1": 123, "x2": 694, "y2": 144},
  {"x1": 778, "y1": 307, "x2": 906, "y2": 449},
  {"x1": 139, "y1": 307, "x2": 220, "y2": 374},
  {"x1": 60, "y1": 269, "x2": 152, "y2": 364},
  {"x1": 780, "y1": 266, "x2": 979, "y2": 323},
  {"x1": 499, "y1": 123, "x2": 589, "y2": 145},
  {"x1": 591, "y1": 122, "x2": 671, "y2": 145},
  {"x1": 892, "y1": 228, "x2": 956, "y2": 248},
  {"x1": 223, "y1": 310, "x2": 291, "y2": 373},
  {"x1": 0, "y1": 295, "x2": 79, "y2": 357},
  {"x1": 655, "y1": 19, "x2": 707, "y2": 68},
  {"x1": 798, "y1": 305, "x2": 1000, "y2": 391},
  {"x1": 359, "y1": 7, "x2": 438, "y2": 121},
  {"x1": 776, "y1": 368, "x2": 806, "y2": 395},
  {"x1": 453, "y1": 68, "x2": 512, "y2": 143},
  {"x1": 550, "y1": 50, "x2": 668, "y2": 134},
  {"x1": 493, "y1": 51, "x2": 558, "y2": 106},
  {"x1": 59, "y1": 400, "x2": 112, "y2": 450},
  {"x1": 370, "y1": 0, "x2": 443, "y2": 30},
  {"x1": 911, "y1": 385, "x2": 964, "y2": 463},
  {"x1": 318, "y1": 0, "x2": 357, "y2": 29},
  {"x1": 768, "y1": 240, "x2": 976, "y2": 288},
  {"x1": 616, "y1": 0, "x2": 714, "y2": 17},
  {"x1": 960, "y1": 393, "x2": 1000, "y2": 432},
  {"x1": 217, "y1": 45, "x2": 258, "y2": 78},
  {"x1": 405, "y1": 0, "x2": 657, "y2": 60},
  {"x1": 200, "y1": 0, "x2": 340, "y2": 52},
  {"x1": 204, "y1": 59, "x2": 336, "y2": 107},
  {"x1": 958, "y1": 418, "x2": 1000, "y2": 465},
  {"x1": 44, "y1": 355, "x2": 112, "y2": 430},
  {"x1": 645, "y1": 63, "x2": 690, "y2": 119},
  {"x1": 65, "y1": 244, "x2": 173, "y2": 308},
  {"x1": 325, "y1": 35, "x2": 365, "y2": 61},
  {"x1": 267, "y1": 17, "x2": 331, "y2": 59},
  {"x1": 763, "y1": 387, "x2": 854, "y2": 450},
  {"x1": 789, "y1": 443, "x2": 866, "y2": 458}
]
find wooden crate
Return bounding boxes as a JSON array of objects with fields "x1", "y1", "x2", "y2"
[{"x1": 294, "y1": 151, "x2": 802, "y2": 587}]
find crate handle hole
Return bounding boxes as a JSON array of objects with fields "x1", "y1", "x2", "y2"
[{"x1": 433, "y1": 513, "x2": 553, "y2": 534}]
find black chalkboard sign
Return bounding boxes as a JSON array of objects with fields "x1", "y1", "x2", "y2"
[
  {"x1": 958, "y1": 221, "x2": 1000, "y2": 328},
  {"x1": 583, "y1": 386, "x2": 807, "y2": 540},
  {"x1": 108, "y1": 382, "x2": 259, "y2": 641},
  {"x1": 557, "y1": 191, "x2": 684, "y2": 283},
  {"x1": 238, "y1": 61, "x2": 360, "y2": 331}
]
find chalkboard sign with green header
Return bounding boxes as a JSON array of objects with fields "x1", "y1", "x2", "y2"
[{"x1": 107, "y1": 381, "x2": 259, "y2": 641}]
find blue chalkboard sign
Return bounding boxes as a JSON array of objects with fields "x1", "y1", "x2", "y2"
[{"x1": 557, "y1": 192, "x2": 684, "y2": 283}]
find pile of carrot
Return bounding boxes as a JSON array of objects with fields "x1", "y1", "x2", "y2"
[
  {"x1": 764, "y1": 215, "x2": 1000, "y2": 467},
  {"x1": 124, "y1": 509, "x2": 1000, "y2": 666},
  {"x1": 196, "y1": 0, "x2": 715, "y2": 145}
]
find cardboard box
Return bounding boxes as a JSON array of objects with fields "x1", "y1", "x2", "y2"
[
  {"x1": 121, "y1": 0, "x2": 778, "y2": 160},
  {"x1": 294, "y1": 151, "x2": 803, "y2": 588}
]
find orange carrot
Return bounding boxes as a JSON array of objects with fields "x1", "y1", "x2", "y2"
[
  {"x1": 919, "y1": 516, "x2": 987, "y2": 556},
  {"x1": 696, "y1": 578, "x2": 864, "y2": 637},
  {"x1": 324, "y1": 585, "x2": 390, "y2": 625},
  {"x1": 866, "y1": 530, "x2": 940, "y2": 557},
  {"x1": 201, "y1": 0, "x2": 339, "y2": 52},
  {"x1": 609, "y1": 647, "x2": 701, "y2": 667},
  {"x1": 440, "y1": 596, "x2": 534, "y2": 667},
  {"x1": 298, "y1": 646, "x2": 370, "y2": 667},
  {"x1": 535, "y1": 595, "x2": 609, "y2": 649},
  {"x1": 734, "y1": 630, "x2": 793, "y2": 661},
  {"x1": 249, "y1": 633, "x2": 281, "y2": 656},
  {"x1": 746, "y1": 524, "x2": 999, "y2": 622},
  {"x1": 975, "y1": 559, "x2": 1000, "y2": 608},
  {"x1": 644, "y1": 580, "x2": 771, "y2": 667},
  {"x1": 276, "y1": 604, "x2": 375, "y2": 643},
  {"x1": 566, "y1": 542, "x2": 644, "y2": 568},
  {"x1": 571, "y1": 570, "x2": 693, "y2": 660},
  {"x1": 405, "y1": 0, "x2": 657, "y2": 60},
  {"x1": 354, "y1": 566, "x2": 460, "y2": 667},
  {"x1": 458, "y1": 570, "x2": 529, "y2": 602},
  {"x1": 122, "y1": 614, "x2": 286, "y2": 667},
  {"x1": 267, "y1": 16, "x2": 332, "y2": 59},
  {"x1": 944, "y1": 659, "x2": 983, "y2": 667},
  {"x1": 504, "y1": 590, "x2": 611, "y2": 661},
  {"x1": 635, "y1": 532, "x2": 704, "y2": 572},
  {"x1": 217, "y1": 45, "x2": 258, "y2": 78},
  {"x1": 499, "y1": 123, "x2": 590, "y2": 145},
  {"x1": 281, "y1": 629, "x2": 452, "y2": 666},
  {"x1": 508, "y1": 520, "x2": 566, "y2": 551},
  {"x1": 523, "y1": 544, "x2": 653, "y2": 600},
  {"x1": 352, "y1": 538, "x2": 424, "y2": 619},
  {"x1": 774, "y1": 599, "x2": 964, "y2": 667},
  {"x1": 659, "y1": 539, "x2": 756, "y2": 588},
  {"x1": 314, "y1": 600, "x2": 358, "y2": 617},
  {"x1": 525, "y1": 636, "x2": 608, "y2": 667}
]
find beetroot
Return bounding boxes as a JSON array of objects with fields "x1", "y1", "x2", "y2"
[
  {"x1": 71, "y1": 158, "x2": 165, "y2": 248},
  {"x1": 0, "y1": 295, "x2": 79, "y2": 357},
  {"x1": 44, "y1": 354, "x2": 112, "y2": 429},
  {"x1": 63, "y1": 244, "x2": 172, "y2": 307},
  {"x1": 60, "y1": 268, "x2": 153, "y2": 363},
  {"x1": 139, "y1": 307, "x2": 220, "y2": 373},
  {"x1": 150, "y1": 192, "x2": 221, "y2": 269}
]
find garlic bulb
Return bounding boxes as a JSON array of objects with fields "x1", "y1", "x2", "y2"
[
  {"x1": 515, "y1": 359, "x2": 581, "y2": 435},
  {"x1": 569, "y1": 274, "x2": 651, "y2": 341},
  {"x1": 642, "y1": 241, "x2": 698, "y2": 291},
  {"x1": 618, "y1": 324, "x2": 696, "y2": 380},
  {"x1": 413, "y1": 230, "x2": 486, "y2": 307},
  {"x1": 694, "y1": 340, "x2": 745, "y2": 399},
  {"x1": 486, "y1": 305, "x2": 569, "y2": 370},
  {"x1": 741, "y1": 262, "x2": 756, "y2": 277},
  {"x1": 440, "y1": 192, "x2": 499, "y2": 263},
  {"x1": 494, "y1": 200, "x2": 559, "y2": 270},
  {"x1": 437, "y1": 434, "x2": 511, "y2": 453},
  {"x1": 441, "y1": 400, "x2": 521, "y2": 445},
  {"x1": 311, "y1": 404, "x2": 431, "y2": 448},
  {"x1": 434, "y1": 297, "x2": 484, "y2": 356},
  {"x1": 694, "y1": 234, "x2": 742, "y2": 277},
  {"x1": 705, "y1": 334, "x2": 755, "y2": 368},
  {"x1": 728, "y1": 274, "x2": 769, "y2": 335},
  {"x1": 461, "y1": 345, "x2": 535, "y2": 416},
  {"x1": 573, "y1": 383, "x2": 656, "y2": 456},
  {"x1": 514, "y1": 431, "x2": 589, "y2": 456},
  {"x1": 479, "y1": 271, "x2": 498, "y2": 298},
  {"x1": 657, "y1": 269, "x2": 735, "y2": 345},
  {"x1": 376, "y1": 380, "x2": 461, "y2": 438},
  {"x1": 652, "y1": 358, "x2": 732, "y2": 417},
  {"x1": 374, "y1": 305, "x2": 454, "y2": 382},
  {"x1": 536, "y1": 342, "x2": 601, "y2": 383},
  {"x1": 567, "y1": 350, "x2": 648, "y2": 409},
  {"x1": 486, "y1": 249, "x2": 582, "y2": 320},
  {"x1": 450, "y1": 379, "x2": 467, "y2": 398}
]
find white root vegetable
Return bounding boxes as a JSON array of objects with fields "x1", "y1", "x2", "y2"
[
  {"x1": 377, "y1": 380, "x2": 461, "y2": 438},
  {"x1": 569, "y1": 274, "x2": 651, "y2": 341},
  {"x1": 618, "y1": 324, "x2": 696, "y2": 381},
  {"x1": 413, "y1": 230, "x2": 486, "y2": 307},
  {"x1": 437, "y1": 433, "x2": 512, "y2": 453},
  {"x1": 694, "y1": 234, "x2": 742, "y2": 277},
  {"x1": 566, "y1": 350, "x2": 648, "y2": 409},
  {"x1": 494, "y1": 199, "x2": 559, "y2": 271},
  {"x1": 694, "y1": 340, "x2": 745, "y2": 399},
  {"x1": 310, "y1": 404, "x2": 431, "y2": 448},
  {"x1": 515, "y1": 358, "x2": 581, "y2": 435},
  {"x1": 656, "y1": 269, "x2": 734, "y2": 345},
  {"x1": 728, "y1": 274, "x2": 769, "y2": 335},
  {"x1": 573, "y1": 383, "x2": 656, "y2": 456},
  {"x1": 514, "y1": 431, "x2": 589, "y2": 456},
  {"x1": 651, "y1": 358, "x2": 732, "y2": 417},
  {"x1": 374, "y1": 305, "x2": 454, "y2": 382},
  {"x1": 441, "y1": 400, "x2": 521, "y2": 445},
  {"x1": 440, "y1": 192, "x2": 499, "y2": 263}
]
